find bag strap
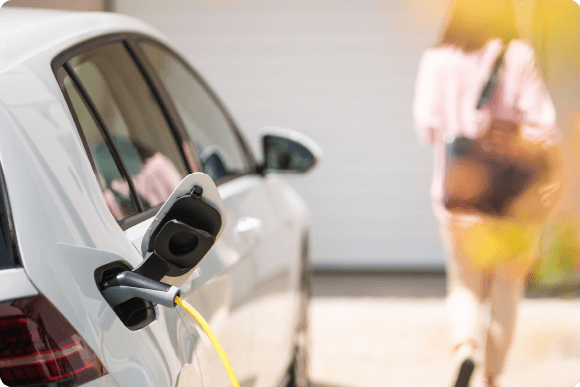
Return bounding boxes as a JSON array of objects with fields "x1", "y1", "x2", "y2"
[{"x1": 476, "y1": 46, "x2": 507, "y2": 110}]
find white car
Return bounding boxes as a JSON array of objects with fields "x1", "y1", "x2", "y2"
[{"x1": 0, "y1": 7, "x2": 321, "y2": 387}]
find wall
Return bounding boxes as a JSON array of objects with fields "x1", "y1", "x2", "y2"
[
  {"x1": 4, "y1": 0, "x2": 102, "y2": 11},
  {"x1": 114, "y1": 0, "x2": 449, "y2": 270}
]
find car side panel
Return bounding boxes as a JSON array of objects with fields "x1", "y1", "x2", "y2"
[
  {"x1": 0, "y1": 268, "x2": 38, "y2": 302},
  {"x1": 0, "y1": 17, "x2": 312, "y2": 387},
  {"x1": 251, "y1": 174, "x2": 311, "y2": 387},
  {"x1": 124, "y1": 176, "x2": 261, "y2": 387},
  {"x1": 0, "y1": 57, "x2": 198, "y2": 386}
]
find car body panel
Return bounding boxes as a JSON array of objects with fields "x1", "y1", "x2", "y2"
[
  {"x1": 78, "y1": 374, "x2": 120, "y2": 387},
  {"x1": 0, "y1": 8, "x2": 311, "y2": 387},
  {"x1": 0, "y1": 25, "x2": 200, "y2": 385},
  {"x1": 0, "y1": 268, "x2": 38, "y2": 303}
]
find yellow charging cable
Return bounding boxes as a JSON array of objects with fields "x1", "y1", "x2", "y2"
[{"x1": 175, "y1": 296, "x2": 240, "y2": 387}]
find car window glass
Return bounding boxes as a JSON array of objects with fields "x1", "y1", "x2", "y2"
[
  {"x1": 62, "y1": 75, "x2": 139, "y2": 221},
  {"x1": 68, "y1": 42, "x2": 188, "y2": 211},
  {"x1": 0, "y1": 170, "x2": 16, "y2": 269},
  {"x1": 138, "y1": 41, "x2": 249, "y2": 182}
]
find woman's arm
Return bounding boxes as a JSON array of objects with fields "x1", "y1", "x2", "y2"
[
  {"x1": 516, "y1": 43, "x2": 559, "y2": 144},
  {"x1": 413, "y1": 50, "x2": 440, "y2": 145},
  {"x1": 511, "y1": 44, "x2": 566, "y2": 219}
]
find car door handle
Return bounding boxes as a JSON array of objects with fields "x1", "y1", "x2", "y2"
[{"x1": 235, "y1": 217, "x2": 262, "y2": 243}]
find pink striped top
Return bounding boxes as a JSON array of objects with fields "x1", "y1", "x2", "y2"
[{"x1": 413, "y1": 38, "x2": 559, "y2": 222}]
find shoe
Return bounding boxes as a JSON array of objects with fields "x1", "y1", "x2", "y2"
[
  {"x1": 453, "y1": 358, "x2": 475, "y2": 387},
  {"x1": 451, "y1": 342, "x2": 476, "y2": 387},
  {"x1": 472, "y1": 376, "x2": 495, "y2": 387}
]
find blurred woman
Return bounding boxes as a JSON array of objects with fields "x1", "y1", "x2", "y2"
[{"x1": 413, "y1": 0, "x2": 563, "y2": 386}]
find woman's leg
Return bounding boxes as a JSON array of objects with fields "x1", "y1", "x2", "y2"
[
  {"x1": 483, "y1": 267, "x2": 527, "y2": 380},
  {"x1": 441, "y1": 222, "x2": 492, "y2": 386},
  {"x1": 442, "y1": 223, "x2": 491, "y2": 350}
]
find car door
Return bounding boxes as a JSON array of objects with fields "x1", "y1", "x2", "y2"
[
  {"x1": 132, "y1": 39, "x2": 301, "y2": 387},
  {"x1": 55, "y1": 34, "x2": 265, "y2": 387},
  {"x1": 54, "y1": 37, "x2": 221, "y2": 387}
]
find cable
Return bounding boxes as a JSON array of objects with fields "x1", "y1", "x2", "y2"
[
  {"x1": 175, "y1": 296, "x2": 240, "y2": 387},
  {"x1": 100, "y1": 271, "x2": 240, "y2": 387}
]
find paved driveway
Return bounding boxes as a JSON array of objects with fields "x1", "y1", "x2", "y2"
[{"x1": 309, "y1": 273, "x2": 580, "y2": 387}]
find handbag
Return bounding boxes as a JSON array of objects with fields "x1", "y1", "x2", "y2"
[{"x1": 443, "y1": 48, "x2": 552, "y2": 219}]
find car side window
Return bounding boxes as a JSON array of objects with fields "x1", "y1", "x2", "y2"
[
  {"x1": 138, "y1": 41, "x2": 250, "y2": 182},
  {"x1": 61, "y1": 74, "x2": 140, "y2": 221},
  {"x1": 68, "y1": 42, "x2": 189, "y2": 212}
]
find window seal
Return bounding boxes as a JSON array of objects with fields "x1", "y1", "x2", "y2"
[
  {"x1": 54, "y1": 68, "x2": 101, "y2": 188},
  {"x1": 52, "y1": 32, "x2": 259, "y2": 231},
  {"x1": 52, "y1": 33, "x2": 134, "y2": 71},
  {"x1": 131, "y1": 36, "x2": 258, "y2": 173},
  {"x1": 123, "y1": 40, "x2": 194, "y2": 175},
  {"x1": 117, "y1": 205, "x2": 161, "y2": 230},
  {"x1": 0, "y1": 164, "x2": 21, "y2": 269},
  {"x1": 52, "y1": 32, "x2": 258, "y2": 177},
  {"x1": 62, "y1": 62, "x2": 145, "y2": 214}
]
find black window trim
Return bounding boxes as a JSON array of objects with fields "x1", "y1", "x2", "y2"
[
  {"x1": 129, "y1": 36, "x2": 258, "y2": 176},
  {"x1": 54, "y1": 68, "x2": 102, "y2": 191},
  {"x1": 57, "y1": 66, "x2": 156, "y2": 227},
  {"x1": 122, "y1": 40, "x2": 195, "y2": 175},
  {"x1": 52, "y1": 33, "x2": 192, "y2": 230},
  {"x1": 58, "y1": 37, "x2": 193, "y2": 181},
  {"x1": 60, "y1": 62, "x2": 146, "y2": 214},
  {"x1": 123, "y1": 39, "x2": 200, "y2": 175},
  {"x1": 52, "y1": 32, "x2": 258, "y2": 174},
  {"x1": 0, "y1": 164, "x2": 21, "y2": 269},
  {"x1": 52, "y1": 32, "x2": 259, "y2": 231},
  {"x1": 117, "y1": 205, "x2": 162, "y2": 230}
]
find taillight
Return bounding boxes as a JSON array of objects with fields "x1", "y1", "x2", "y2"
[{"x1": 0, "y1": 294, "x2": 107, "y2": 386}]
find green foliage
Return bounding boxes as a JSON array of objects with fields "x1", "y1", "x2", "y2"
[{"x1": 528, "y1": 216, "x2": 580, "y2": 295}]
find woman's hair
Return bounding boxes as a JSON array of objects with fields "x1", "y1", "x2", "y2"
[{"x1": 439, "y1": 0, "x2": 520, "y2": 51}]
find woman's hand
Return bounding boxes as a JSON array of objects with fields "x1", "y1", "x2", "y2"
[
  {"x1": 509, "y1": 141, "x2": 565, "y2": 222},
  {"x1": 538, "y1": 181, "x2": 563, "y2": 208}
]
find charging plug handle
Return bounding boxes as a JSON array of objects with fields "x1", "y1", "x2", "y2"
[{"x1": 101, "y1": 271, "x2": 180, "y2": 308}]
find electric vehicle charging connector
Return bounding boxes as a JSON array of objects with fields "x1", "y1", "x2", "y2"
[
  {"x1": 101, "y1": 271, "x2": 180, "y2": 308},
  {"x1": 101, "y1": 271, "x2": 240, "y2": 387}
]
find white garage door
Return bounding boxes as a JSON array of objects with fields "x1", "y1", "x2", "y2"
[{"x1": 115, "y1": 0, "x2": 451, "y2": 270}]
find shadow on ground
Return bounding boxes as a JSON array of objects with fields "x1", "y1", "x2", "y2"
[
  {"x1": 311, "y1": 271, "x2": 580, "y2": 299},
  {"x1": 311, "y1": 271, "x2": 447, "y2": 298}
]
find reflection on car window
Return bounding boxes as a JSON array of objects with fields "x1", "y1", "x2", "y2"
[
  {"x1": 68, "y1": 42, "x2": 188, "y2": 211},
  {"x1": 138, "y1": 41, "x2": 249, "y2": 182},
  {"x1": 265, "y1": 136, "x2": 315, "y2": 171},
  {"x1": 62, "y1": 75, "x2": 139, "y2": 221}
]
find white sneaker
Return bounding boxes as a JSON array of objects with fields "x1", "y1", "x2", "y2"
[{"x1": 472, "y1": 378, "x2": 495, "y2": 387}]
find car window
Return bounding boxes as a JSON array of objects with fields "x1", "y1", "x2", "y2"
[
  {"x1": 68, "y1": 42, "x2": 188, "y2": 211},
  {"x1": 0, "y1": 168, "x2": 17, "y2": 269},
  {"x1": 62, "y1": 74, "x2": 140, "y2": 221},
  {"x1": 138, "y1": 41, "x2": 250, "y2": 182}
]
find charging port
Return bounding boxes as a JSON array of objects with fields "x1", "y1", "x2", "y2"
[{"x1": 94, "y1": 261, "x2": 156, "y2": 331}]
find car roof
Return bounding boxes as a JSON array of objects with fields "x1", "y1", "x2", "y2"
[{"x1": 0, "y1": 8, "x2": 164, "y2": 74}]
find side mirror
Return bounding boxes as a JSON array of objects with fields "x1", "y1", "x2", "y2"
[
  {"x1": 260, "y1": 126, "x2": 322, "y2": 174},
  {"x1": 134, "y1": 173, "x2": 227, "y2": 281},
  {"x1": 200, "y1": 145, "x2": 228, "y2": 181}
]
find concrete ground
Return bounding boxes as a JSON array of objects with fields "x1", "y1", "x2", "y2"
[{"x1": 308, "y1": 273, "x2": 580, "y2": 387}]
